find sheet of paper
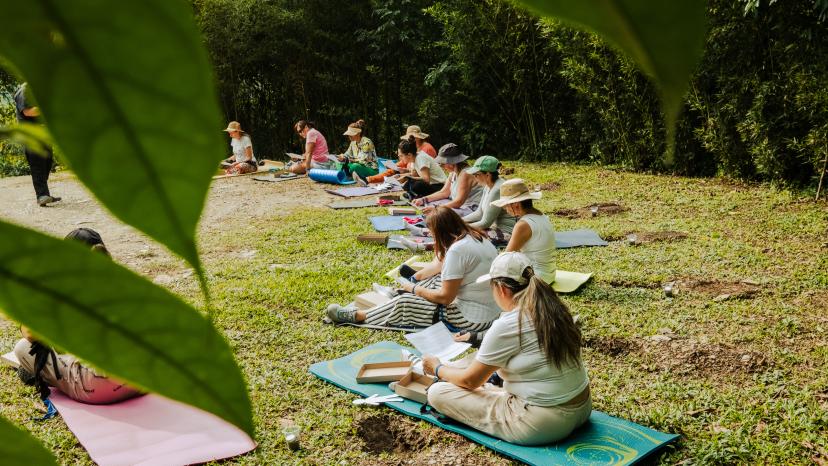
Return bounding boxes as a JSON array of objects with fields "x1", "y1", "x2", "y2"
[
  {"x1": 404, "y1": 322, "x2": 471, "y2": 362},
  {"x1": 326, "y1": 154, "x2": 341, "y2": 163},
  {"x1": 286, "y1": 152, "x2": 303, "y2": 160},
  {"x1": 384, "y1": 160, "x2": 400, "y2": 172}
]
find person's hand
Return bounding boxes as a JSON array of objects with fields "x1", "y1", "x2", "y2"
[
  {"x1": 399, "y1": 280, "x2": 415, "y2": 293},
  {"x1": 453, "y1": 331, "x2": 471, "y2": 343},
  {"x1": 412, "y1": 197, "x2": 425, "y2": 206},
  {"x1": 304, "y1": 161, "x2": 311, "y2": 170},
  {"x1": 422, "y1": 205, "x2": 435, "y2": 214},
  {"x1": 422, "y1": 354, "x2": 441, "y2": 376},
  {"x1": 338, "y1": 154, "x2": 345, "y2": 161}
]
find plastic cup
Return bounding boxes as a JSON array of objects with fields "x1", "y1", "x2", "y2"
[{"x1": 282, "y1": 426, "x2": 301, "y2": 451}]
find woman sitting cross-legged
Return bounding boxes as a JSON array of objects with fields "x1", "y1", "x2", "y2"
[
  {"x1": 422, "y1": 252, "x2": 591, "y2": 446},
  {"x1": 412, "y1": 143, "x2": 482, "y2": 215},
  {"x1": 326, "y1": 207, "x2": 499, "y2": 332},
  {"x1": 222, "y1": 121, "x2": 257, "y2": 175},
  {"x1": 339, "y1": 119, "x2": 378, "y2": 183},
  {"x1": 463, "y1": 155, "x2": 517, "y2": 245},
  {"x1": 14, "y1": 228, "x2": 142, "y2": 405},
  {"x1": 493, "y1": 178, "x2": 555, "y2": 283},
  {"x1": 396, "y1": 136, "x2": 447, "y2": 199}
]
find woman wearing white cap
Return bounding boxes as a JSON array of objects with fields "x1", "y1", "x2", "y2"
[
  {"x1": 491, "y1": 178, "x2": 556, "y2": 283},
  {"x1": 422, "y1": 252, "x2": 591, "y2": 446},
  {"x1": 222, "y1": 121, "x2": 257, "y2": 175},
  {"x1": 338, "y1": 119, "x2": 378, "y2": 183}
]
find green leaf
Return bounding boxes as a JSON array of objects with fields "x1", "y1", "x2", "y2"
[
  {"x1": 515, "y1": 0, "x2": 708, "y2": 157},
  {"x1": 0, "y1": 221, "x2": 253, "y2": 436},
  {"x1": 0, "y1": 415, "x2": 57, "y2": 466},
  {"x1": 0, "y1": 0, "x2": 226, "y2": 273},
  {"x1": 0, "y1": 123, "x2": 52, "y2": 156}
]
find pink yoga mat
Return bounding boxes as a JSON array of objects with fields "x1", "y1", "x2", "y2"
[{"x1": 51, "y1": 391, "x2": 256, "y2": 466}]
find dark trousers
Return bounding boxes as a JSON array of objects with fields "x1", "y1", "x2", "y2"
[
  {"x1": 405, "y1": 179, "x2": 443, "y2": 198},
  {"x1": 25, "y1": 147, "x2": 53, "y2": 199}
]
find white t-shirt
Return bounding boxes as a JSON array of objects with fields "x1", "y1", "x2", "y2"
[
  {"x1": 414, "y1": 151, "x2": 447, "y2": 184},
  {"x1": 477, "y1": 310, "x2": 589, "y2": 406},
  {"x1": 520, "y1": 214, "x2": 556, "y2": 283},
  {"x1": 441, "y1": 235, "x2": 499, "y2": 323},
  {"x1": 231, "y1": 135, "x2": 255, "y2": 163}
]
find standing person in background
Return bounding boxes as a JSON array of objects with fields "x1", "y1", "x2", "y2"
[
  {"x1": 289, "y1": 120, "x2": 331, "y2": 174},
  {"x1": 221, "y1": 121, "x2": 257, "y2": 175},
  {"x1": 13, "y1": 83, "x2": 60, "y2": 207},
  {"x1": 339, "y1": 120, "x2": 378, "y2": 184}
]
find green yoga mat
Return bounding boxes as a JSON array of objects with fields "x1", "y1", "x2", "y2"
[
  {"x1": 310, "y1": 342, "x2": 678, "y2": 466},
  {"x1": 553, "y1": 270, "x2": 593, "y2": 293}
]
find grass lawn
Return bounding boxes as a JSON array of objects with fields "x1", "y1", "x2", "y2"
[{"x1": 1, "y1": 163, "x2": 826, "y2": 465}]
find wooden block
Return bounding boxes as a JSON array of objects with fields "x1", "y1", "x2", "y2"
[
  {"x1": 385, "y1": 255, "x2": 424, "y2": 279},
  {"x1": 357, "y1": 233, "x2": 389, "y2": 244},
  {"x1": 355, "y1": 291, "x2": 392, "y2": 310},
  {"x1": 394, "y1": 372, "x2": 436, "y2": 404},
  {"x1": 356, "y1": 361, "x2": 412, "y2": 383},
  {"x1": 389, "y1": 207, "x2": 417, "y2": 216}
]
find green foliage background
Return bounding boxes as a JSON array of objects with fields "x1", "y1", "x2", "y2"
[{"x1": 187, "y1": 0, "x2": 828, "y2": 185}]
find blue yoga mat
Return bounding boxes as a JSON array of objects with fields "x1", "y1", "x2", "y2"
[
  {"x1": 555, "y1": 229, "x2": 609, "y2": 248},
  {"x1": 370, "y1": 215, "x2": 424, "y2": 232},
  {"x1": 308, "y1": 168, "x2": 356, "y2": 185},
  {"x1": 310, "y1": 341, "x2": 678, "y2": 466}
]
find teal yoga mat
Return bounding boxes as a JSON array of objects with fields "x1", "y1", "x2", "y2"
[
  {"x1": 310, "y1": 341, "x2": 678, "y2": 466},
  {"x1": 308, "y1": 168, "x2": 356, "y2": 185}
]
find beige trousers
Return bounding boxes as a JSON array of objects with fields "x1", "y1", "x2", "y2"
[
  {"x1": 427, "y1": 381, "x2": 592, "y2": 445},
  {"x1": 15, "y1": 339, "x2": 141, "y2": 405}
]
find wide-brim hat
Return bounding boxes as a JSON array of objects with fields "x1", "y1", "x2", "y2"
[
  {"x1": 223, "y1": 121, "x2": 244, "y2": 133},
  {"x1": 435, "y1": 143, "x2": 468, "y2": 164},
  {"x1": 490, "y1": 178, "x2": 542, "y2": 207},
  {"x1": 400, "y1": 125, "x2": 429, "y2": 140},
  {"x1": 343, "y1": 126, "x2": 362, "y2": 136}
]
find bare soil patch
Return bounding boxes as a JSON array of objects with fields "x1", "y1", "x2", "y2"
[
  {"x1": 676, "y1": 279, "x2": 762, "y2": 301},
  {"x1": 533, "y1": 181, "x2": 560, "y2": 191},
  {"x1": 607, "y1": 278, "x2": 661, "y2": 289},
  {"x1": 604, "y1": 231, "x2": 688, "y2": 244},
  {"x1": 354, "y1": 413, "x2": 504, "y2": 465},
  {"x1": 585, "y1": 335, "x2": 770, "y2": 378},
  {"x1": 554, "y1": 202, "x2": 626, "y2": 219}
]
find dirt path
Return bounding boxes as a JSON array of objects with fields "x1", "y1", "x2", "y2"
[{"x1": 0, "y1": 172, "x2": 329, "y2": 271}]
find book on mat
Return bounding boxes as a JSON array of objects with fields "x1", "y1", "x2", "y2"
[{"x1": 355, "y1": 291, "x2": 392, "y2": 310}]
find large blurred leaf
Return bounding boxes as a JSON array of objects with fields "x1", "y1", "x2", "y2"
[
  {"x1": 0, "y1": 0, "x2": 226, "y2": 273},
  {"x1": 0, "y1": 415, "x2": 57, "y2": 466},
  {"x1": 0, "y1": 221, "x2": 253, "y2": 435},
  {"x1": 515, "y1": 0, "x2": 708, "y2": 155},
  {"x1": 0, "y1": 123, "x2": 52, "y2": 156}
]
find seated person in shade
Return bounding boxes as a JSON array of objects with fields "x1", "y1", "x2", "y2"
[
  {"x1": 412, "y1": 143, "x2": 482, "y2": 215},
  {"x1": 463, "y1": 156, "x2": 517, "y2": 245},
  {"x1": 14, "y1": 228, "x2": 142, "y2": 405},
  {"x1": 493, "y1": 178, "x2": 555, "y2": 283},
  {"x1": 326, "y1": 207, "x2": 499, "y2": 332},
  {"x1": 365, "y1": 125, "x2": 435, "y2": 184},
  {"x1": 339, "y1": 119, "x2": 378, "y2": 183},
  {"x1": 396, "y1": 136, "x2": 447, "y2": 199},
  {"x1": 423, "y1": 252, "x2": 591, "y2": 446},
  {"x1": 222, "y1": 121, "x2": 257, "y2": 175}
]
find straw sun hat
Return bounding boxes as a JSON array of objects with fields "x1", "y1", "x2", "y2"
[
  {"x1": 400, "y1": 125, "x2": 429, "y2": 140},
  {"x1": 223, "y1": 121, "x2": 244, "y2": 133},
  {"x1": 490, "y1": 178, "x2": 542, "y2": 207},
  {"x1": 343, "y1": 126, "x2": 362, "y2": 136}
]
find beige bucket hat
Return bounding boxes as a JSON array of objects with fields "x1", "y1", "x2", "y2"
[
  {"x1": 490, "y1": 178, "x2": 542, "y2": 207},
  {"x1": 343, "y1": 126, "x2": 362, "y2": 136},
  {"x1": 400, "y1": 125, "x2": 429, "y2": 140},
  {"x1": 223, "y1": 121, "x2": 244, "y2": 133}
]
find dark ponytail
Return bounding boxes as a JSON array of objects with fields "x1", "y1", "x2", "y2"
[
  {"x1": 398, "y1": 135, "x2": 417, "y2": 156},
  {"x1": 295, "y1": 120, "x2": 315, "y2": 131},
  {"x1": 493, "y1": 267, "x2": 582, "y2": 369}
]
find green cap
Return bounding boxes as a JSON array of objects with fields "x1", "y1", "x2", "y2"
[{"x1": 467, "y1": 155, "x2": 500, "y2": 174}]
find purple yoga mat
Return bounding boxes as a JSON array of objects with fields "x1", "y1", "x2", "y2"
[{"x1": 326, "y1": 185, "x2": 403, "y2": 198}]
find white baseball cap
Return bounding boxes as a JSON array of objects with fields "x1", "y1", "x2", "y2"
[{"x1": 476, "y1": 252, "x2": 534, "y2": 285}]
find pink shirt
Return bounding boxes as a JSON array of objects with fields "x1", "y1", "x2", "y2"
[{"x1": 306, "y1": 128, "x2": 329, "y2": 163}]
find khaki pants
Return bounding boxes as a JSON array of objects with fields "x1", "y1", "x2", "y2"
[
  {"x1": 427, "y1": 381, "x2": 592, "y2": 445},
  {"x1": 15, "y1": 339, "x2": 141, "y2": 405}
]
